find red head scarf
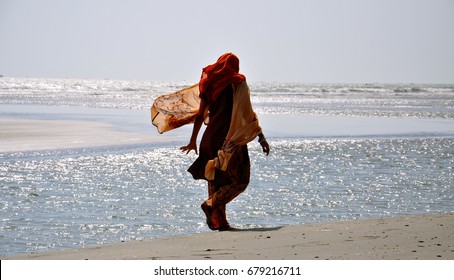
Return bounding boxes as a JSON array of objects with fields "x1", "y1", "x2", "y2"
[{"x1": 199, "y1": 53, "x2": 246, "y2": 101}]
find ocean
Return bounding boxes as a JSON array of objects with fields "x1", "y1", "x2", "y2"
[{"x1": 1, "y1": 77, "x2": 453, "y2": 257}]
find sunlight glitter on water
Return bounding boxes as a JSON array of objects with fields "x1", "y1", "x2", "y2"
[
  {"x1": 1, "y1": 78, "x2": 453, "y2": 256},
  {"x1": 1, "y1": 137, "x2": 453, "y2": 256}
]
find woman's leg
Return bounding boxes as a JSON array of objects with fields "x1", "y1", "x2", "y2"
[
  {"x1": 211, "y1": 182, "x2": 247, "y2": 230},
  {"x1": 202, "y1": 182, "x2": 224, "y2": 230},
  {"x1": 211, "y1": 183, "x2": 247, "y2": 208},
  {"x1": 203, "y1": 181, "x2": 246, "y2": 230},
  {"x1": 203, "y1": 146, "x2": 250, "y2": 230}
]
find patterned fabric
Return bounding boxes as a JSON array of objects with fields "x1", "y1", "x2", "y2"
[
  {"x1": 151, "y1": 83, "x2": 200, "y2": 134},
  {"x1": 205, "y1": 180, "x2": 248, "y2": 230}
]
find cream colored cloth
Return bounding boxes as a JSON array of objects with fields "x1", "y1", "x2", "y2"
[
  {"x1": 151, "y1": 83, "x2": 200, "y2": 134},
  {"x1": 204, "y1": 81, "x2": 262, "y2": 180}
]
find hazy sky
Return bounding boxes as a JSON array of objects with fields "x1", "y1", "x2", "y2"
[{"x1": 1, "y1": 0, "x2": 453, "y2": 83}]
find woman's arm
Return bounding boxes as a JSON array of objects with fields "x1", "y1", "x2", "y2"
[{"x1": 180, "y1": 98, "x2": 207, "y2": 155}]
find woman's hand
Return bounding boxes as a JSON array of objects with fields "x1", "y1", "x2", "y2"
[
  {"x1": 180, "y1": 141, "x2": 198, "y2": 155},
  {"x1": 258, "y1": 133, "x2": 270, "y2": 156},
  {"x1": 260, "y1": 140, "x2": 270, "y2": 156}
]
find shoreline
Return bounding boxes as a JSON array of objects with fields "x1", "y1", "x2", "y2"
[
  {"x1": 0, "y1": 117, "x2": 175, "y2": 153},
  {"x1": 0, "y1": 104, "x2": 188, "y2": 153},
  {"x1": 2, "y1": 113, "x2": 454, "y2": 153},
  {"x1": 3, "y1": 213, "x2": 453, "y2": 260},
  {"x1": 0, "y1": 118, "x2": 149, "y2": 152}
]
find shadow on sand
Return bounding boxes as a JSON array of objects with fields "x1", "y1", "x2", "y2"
[{"x1": 223, "y1": 226, "x2": 285, "y2": 232}]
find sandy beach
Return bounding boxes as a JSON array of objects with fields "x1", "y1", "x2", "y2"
[
  {"x1": 0, "y1": 118, "x2": 158, "y2": 153},
  {"x1": 3, "y1": 213, "x2": 452, "y2": 260}
]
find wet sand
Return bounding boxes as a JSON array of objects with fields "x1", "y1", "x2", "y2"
[
  {"x1": 0, "y1": 118, "x2": 158, "y2": 152},
  {"x1": 4, "y1": 213, "x2": 453, "y2": 260}
]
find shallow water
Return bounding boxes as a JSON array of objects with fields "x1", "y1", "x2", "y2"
[
  {"x1": 2, "y1": 78, "x2": 454, "y2": 118},
  {"x1": 1, "y1": 78, "x2": 453, "y2": 256},
  {"x1": 1, "y1": 137, "x2": 452, "y2": 256}
]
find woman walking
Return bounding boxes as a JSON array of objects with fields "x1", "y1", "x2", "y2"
[{"x1": 180, "y1": 53, "x2": 270, "y2": 231}]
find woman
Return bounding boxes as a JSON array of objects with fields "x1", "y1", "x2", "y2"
[{"x1": 180, "y1": 53, "x2": 270, "y2": 231}]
